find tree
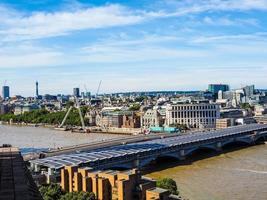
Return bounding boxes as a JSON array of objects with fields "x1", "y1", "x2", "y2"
[
  {"x1": 135, "y1": 96, "x2": 146, "y2": 102},
  {"x1": 169, "y1": 123, "x2": 188, "y2": 131},
  {"x1": 39, "y1": 184, "x2": 95, "y2": 200},
  {"x1": 66, "y1": 101, "x2": 75, "y2": 108},
  {"x1": 39, "y1": 183, "x2": 64, "y2": 200},
  {"x1": 156, "y1": 178, "x2": 179, "y2": 195},
  {"x1": 0, "y1": 107, "x2": 90, "y2": 126},
  {"x1": 60, "y1": 192, "x2": 95, "y2": 200},
  {"x1": 240, "y1": 103, "x2": 253, "y2": 110},
  {"x1": 129, "y1": 103, "x2": 141, "y2": 111}
]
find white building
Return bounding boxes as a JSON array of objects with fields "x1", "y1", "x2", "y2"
[
  {"x1": 141, "y1": 109, "x2": 165, "y2": 129},
  {"x1": 14, "y1": 104, "x2": 39, "y2": 115},
  {"x1": 165, "y1": 103, "x2": 220, "y2": 129}
]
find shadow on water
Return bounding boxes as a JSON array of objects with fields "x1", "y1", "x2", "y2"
[{"x1": 142, "y1": 142, "x2": 266, "y2": 175}]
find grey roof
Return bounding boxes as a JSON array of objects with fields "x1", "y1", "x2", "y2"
[{"x1": 30, "y1": 124, "x2": 267, "y2": 169}]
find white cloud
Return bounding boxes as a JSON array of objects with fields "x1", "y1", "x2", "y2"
[
  {"x1": 0, "y1": 43, "x2": 65, "y2": 68},
  {"x1": 191, "y1": 32, "x2": 267, "y2": 43},
  {"x1": 160, "y1": 0, "x2": 267, "y2": 13},
  {"x1": 202, "y1": 16, "x2": 259, "y2": 26},
  {"x1": 0, "y1": 0, "x2": 267, "y2": 41},
  {"x1": 80, "y1": 35, "x2": 208, "y2": 63},
  {"x1": 0, "y1": 4, "x2": 145, "y2": 41}
]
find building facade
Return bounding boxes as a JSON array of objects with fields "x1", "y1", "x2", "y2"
[
  {"x1": 122, "y1": 112, "x2": 141, "y2": 128},
  {"x1": 141, "y1": 109, "x2": 165, "y2": 129},
  {"x1": 216, "y1": 118, "x2": 233, "y2": 129},
  {"x1": 61, "y1": 166, "x2": 157, "y2": 200},
  {"x1": 2, "y1": 86, "x2": 10, "y2": 99},
  {"x1": 73, "y1": 88, "x2": 80, "y2": 97},
  {"x1": 0, "y1": 103, "x2": 10, "y2": 115},
  {"x1": 208, "y1": 84, "x2": 229, "y2": 95},
  {"x1": 14, "y1": 104, "x2": 40, "y2": 115},
  {"x1": 165, "y1": 103, "x2": 220, "y2": 129},
  {"x1": 99, "y1": 111, "x2": 140, "y2": 129}
]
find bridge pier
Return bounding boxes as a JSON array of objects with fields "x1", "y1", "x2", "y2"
[
  {"x1": 133, "y1": 157, "x2": 140, "y2": 169},
  {"x1": 216, "y1": 142, "x2": 222, "y2": 152},
  {"x1": 179, "y1": 150, "x2": 186, "y2": 160}
]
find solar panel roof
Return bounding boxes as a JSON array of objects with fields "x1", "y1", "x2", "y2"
[{"x1": 30, "y1": 124, "x2": 267, "y2": 169}]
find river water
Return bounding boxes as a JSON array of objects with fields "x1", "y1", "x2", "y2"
[
  {"x1": 0, "y1": 125, "x2": 127, "y2": 152},
  {"x1": 1, "y1": 125, "x2": 266, "y2": 199},
  {"x1": 146, "y1": 144, "x2": 267, "y2": 200}
]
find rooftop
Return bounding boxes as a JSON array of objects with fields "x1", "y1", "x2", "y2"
[
  {"x1": 0, "y1": 147, "x2": 42, "y2": 200},
  {"x1": 30, "y1": 124, "x2": 267, "y2": 170}
]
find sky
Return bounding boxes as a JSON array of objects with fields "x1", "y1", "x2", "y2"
[{"x1": 0, "y1": 0, "x2": 267, "y2": 96}]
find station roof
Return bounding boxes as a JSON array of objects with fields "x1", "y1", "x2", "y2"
[{"x1": 30, "y1": 124, "x2": 267, "y2": 170}]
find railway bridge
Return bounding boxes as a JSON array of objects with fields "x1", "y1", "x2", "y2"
[{"x1": 30, "y1": 124, "x2": 267, "y2": 176}]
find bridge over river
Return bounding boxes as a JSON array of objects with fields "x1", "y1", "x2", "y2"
[{"x1": 30, "y1": 124, "x2": 267, "y2": 174}]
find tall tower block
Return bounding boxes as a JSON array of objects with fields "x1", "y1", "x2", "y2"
[{"x1": 36, "y1": 81, "x2": 39, "y2": 97}]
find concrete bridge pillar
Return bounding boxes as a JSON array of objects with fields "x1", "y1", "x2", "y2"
[
  {"x1": 216, "y1": 142, "x2": 222, "y2": 151},
  {"x1": 133, "y1": 155, "x2": 140, "y2": 169},
  {"x1": 179, "y1": 149, "x2": 186, "y2": 160}
]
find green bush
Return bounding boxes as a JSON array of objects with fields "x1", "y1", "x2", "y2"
[
  {"x1": 169, "y1": 123, "x2": 188, "y2": 130},
  {"x1": 60, "y1": 192, "x2": 95, "y2": 200},
  {"x1": 0, "y1": 107, "x2": 89, "y2": 126},
  {"x1": 129, "y1": 103, "x2": 141, "y2": 111},
  {"x1": 39, "y1": 183, "x2": 64, "y2": 200},
  {"x1": 39, "y1": 184, "x2": 95, "y2": 200},
  {"x1": 156, "y1": 178, "x2": 179, "y2": 195}
]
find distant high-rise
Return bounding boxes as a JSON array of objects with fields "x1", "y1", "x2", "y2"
[
  {"x1": 208, "y1": 84, "x2": 229, "y2": 95},
  {"x1": 73, "y1": 88, "x2": 80, "y2": 97},
  {"x1": 2, "y1": 86, "x2": 10, "y2": 99},
  {"x1": 36, "y1": 81, "x2": 39, "y2": 97},
  {"x1": 243, "y1": 85, "x2": 255, "y2": 97},
  {"x1": 85, "y1": 92, "x2": 91, "y2": 98}
]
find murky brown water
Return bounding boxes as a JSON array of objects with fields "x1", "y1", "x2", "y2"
[
  {"x1": 1, "y1": 125, "x2": 267, "y2": 199},
  {"x1": 146, "y1": 144, "x2": 267, "y2": 200},
  {"x1": 0, "y1": 124, "x2": 127, "y2": 148}
]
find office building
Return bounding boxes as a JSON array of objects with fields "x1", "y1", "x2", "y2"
[
  {"x1": 165, "y1": 102, "x2": 220, "y2": 129},
  {"x1": 73, "y1": 88, "x2": 80, "y2": 97},
  {"x1": 85, "y1": 92, "x2": 91, "y2": 98},
  {"x1": 99, "y1": 111, "x2": 141, "y2": 128},
  {"x1": 208, "y1": 84, "x2": 229, "y2": 94},
  {"x1": 216, "y1": 118, "x2": 233, "y2": 129},
  {"x1": 122, "y1": 112, "x2": 141, "y2": 128},
  {"x1": 2, "y1": 86, "x2": 10, "y2": 99},
  {"x1": 146, "y1": 188, "x2": 170, "y2": 200},
  {"x1": 141, "y1": 109, "x2": 165, "y2": 129},
  {"x1": 0, "y1": 103, "x2": 9, "y2": 115},
  {"x1": 242, "y1": 85, "x2": 255, "y2": 97},
  {"x1": 81, "y1": 92, "x2": 85, "y2": 98},
  {"x1": 60, "y1": 166, "x2": 158, "y2": 200},
  {"x1": 14, "y1": 104, "x2": 40, "y2": 115},
  {"x1": 208, "y1": 84, "x2": 229, "y2": 99}
]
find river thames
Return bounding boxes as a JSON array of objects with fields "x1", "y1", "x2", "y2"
[
  {"x1": 146, "y1": 143, "x2": 267, "y2": 200},
  {"x1": 0, "y1": 124, "x2": 127, "y2": 151},
  {"x1": 1, "y1": 124, "x2": 266, "y2": 199}
]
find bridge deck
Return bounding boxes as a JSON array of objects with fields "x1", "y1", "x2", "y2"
[{"x1": 30, "y1": 124, "x2": 267, "y2": 170}]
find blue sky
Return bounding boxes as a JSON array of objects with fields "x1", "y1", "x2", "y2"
[{"x1": 0, "y1": 0, "x2": 267, "y2": 96}]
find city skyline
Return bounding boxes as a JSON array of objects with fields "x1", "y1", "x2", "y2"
[{"x1": 1, "y1": 0, "x2": 267, "y2": 96}]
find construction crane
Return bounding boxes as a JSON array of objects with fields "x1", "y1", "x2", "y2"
[
  {"x1": 84, "y1": 84, "x2": 88, "y2": 94},
  {"x1": 96, "y1": 80, "x2": 102, "y2": 98},
  {"x1": 59, "y1": 96, "x2": 85, "y2": 130}
]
